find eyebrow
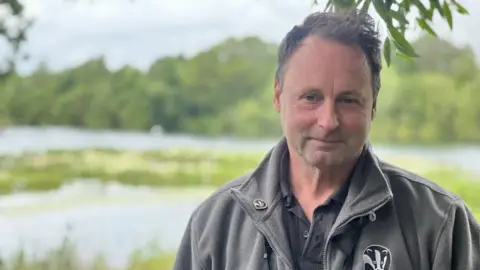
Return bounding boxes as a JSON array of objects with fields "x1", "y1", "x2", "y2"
[
  {"x1": 300, "y1": 88, "x2": 366, "y2": 99},
  {"x1": 337, "y1": 90, "x2": 359, "y2": 96}
]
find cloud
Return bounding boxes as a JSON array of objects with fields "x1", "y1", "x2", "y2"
[
  {"x1": 10, "y1": 0, "x2": 480, "y2": 74},
  {"x1": 12, "y1": 0, "x2": 308, "y2": 73}
]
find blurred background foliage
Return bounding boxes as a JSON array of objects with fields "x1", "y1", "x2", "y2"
[{"x1": 1, "y1": 34, "x2": 480, "y2": 144}]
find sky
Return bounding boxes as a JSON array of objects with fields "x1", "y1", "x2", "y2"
[{"x1": 4, "y1": 0, "x2": 480, "y2": 74}]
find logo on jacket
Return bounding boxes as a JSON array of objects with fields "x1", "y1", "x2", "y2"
[
  {"x1": 252, "y1": 199, "x2": 268, "y2": 210},
  {"x1": 363, "y1": 245, "x2": 391, "y2": 270}
]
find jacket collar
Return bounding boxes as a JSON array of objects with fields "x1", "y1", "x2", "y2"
[
  {"x1": 228, "y1": 137, "x2": 394, "y2": 267},
  {"x1": 230, "y1": 137, "x2": 393, "y2": 215}
]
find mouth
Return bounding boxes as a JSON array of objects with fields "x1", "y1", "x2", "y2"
[
  {"x1": 308, "y1": 138, "x2": 344, "y2": 149},
  {"x1": 310, "y1": 138, "x2": 343, "y2": 144}
]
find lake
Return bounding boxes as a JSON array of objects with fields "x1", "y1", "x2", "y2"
[
  {"x1": 0, "y1": 126, "x2": 478, "y2": 268},
  {"x1": 0, "y1": 180, "x2": 212, "y2": 268}
]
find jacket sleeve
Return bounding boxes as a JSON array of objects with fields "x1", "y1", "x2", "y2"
[
  {"x1": 432, "y1": 198, "x2": 480, "y2": 270},
  {"x1": 172, "y1": 214, "x2": 205, "y2": 270}
]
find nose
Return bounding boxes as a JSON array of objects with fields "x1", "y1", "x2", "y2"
[{"x1": 316, "y1": 99, "x2": 339, "y2": 132}]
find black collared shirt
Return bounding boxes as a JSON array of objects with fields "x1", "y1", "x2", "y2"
[{"x1": 279, "y1": 149, "x2": 366, "y2": 270}]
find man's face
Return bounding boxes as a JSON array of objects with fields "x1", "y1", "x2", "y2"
[{"x1": 274, "y1": 35, "x2": 376, "y2": 167}]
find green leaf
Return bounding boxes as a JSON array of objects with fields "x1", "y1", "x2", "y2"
[
  {"x1": 385, "y1": 0, "x2": 393, "y2": 9},
  {"x1": 394, "y1": 43, "x2": 419, "y2": 60},
  {"x1": 387, "y1": 26, "x2": 419, "y2": 58},
  {"x1": 391, "y1": 38, "x2": 414, "y2": 55},
  {"x1": 383, "y1": 37, "x2": 392, "y2": 66},
  {"x1": 431, "y1": 0, "x2": 443, "y2": 16},
  {"x1": 402, "y1": 0, "x2": 412, "y2": 13},
  {"x1": 390, "y1": 10, "x2": 409, "y2": 26},
  {"x1": 453, "y1": 2, "x2": 469, "y2": 14},
  {"x1": 372, "y1": 0, "x2": 389, "y2": 22},
  {"x1": 443, "y1": 2, "x2": 453, "y2": 29},
  {"x1": 417, "y1": 18, "x2": 437, "y2": 36},
  {"x1": 391, "y1": 39, "x2": 407, "y2": 54},
  {"x1": 395, "y1": 51, "x2": 414, "y2": 62},
  {"x1": 412, "y1": 0, "x2": 431, "y2": 20},
  {"x1": 426, "y1": 6, "x2": 435, "y2": 19}
]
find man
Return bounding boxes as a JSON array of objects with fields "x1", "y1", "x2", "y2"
[{"x1": 173, "y1": 10, "x2": 480, "y2": 270}]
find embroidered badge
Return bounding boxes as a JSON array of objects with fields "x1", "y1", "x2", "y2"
[{"x1": 363, "y1": 245, "x2": 392, "y2": 270}]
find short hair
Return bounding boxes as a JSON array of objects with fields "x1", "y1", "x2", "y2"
[{"x1": 275, "y1": 9, "x2": 382, "y2": 98}]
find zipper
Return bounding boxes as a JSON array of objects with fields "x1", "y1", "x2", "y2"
[
  {"x1": 230, "y1": 190, "x2": 294, "y2": 270},
  {"x1": 322, "y1": 195, "x2": 392, "y2": 270}
]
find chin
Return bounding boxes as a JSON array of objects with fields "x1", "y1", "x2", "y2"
[{"x1": 307, "y1": 152, "x2": 349, "y2": 167}]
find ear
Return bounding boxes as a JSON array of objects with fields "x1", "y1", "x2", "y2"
[
  {"x1": 371, "y1": 99, "x2": 377, "y2": 120},
  {"x1": 274, "y1": 79, "x2": 281, "y2": 113}
]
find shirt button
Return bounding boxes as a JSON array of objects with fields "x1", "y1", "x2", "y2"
[{"x1": 303, "y1": 230, "x2": 309, "y2": 238}]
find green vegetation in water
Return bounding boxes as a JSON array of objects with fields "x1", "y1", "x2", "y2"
[
  {"x1": 0, "y1": 148, "x2": 265, "y2": 194},
  {"x1": 0, "y1": 148, "x2": 478, "y2": 216}
]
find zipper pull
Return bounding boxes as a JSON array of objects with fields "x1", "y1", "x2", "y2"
[
  {"x1": 264, "y1": 238, "x2": 271, "y2": 259},
  {"x1": 264, "y1": 238, "x2": 271, "y2": 269}
]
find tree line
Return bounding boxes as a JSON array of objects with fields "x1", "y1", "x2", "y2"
[{"x1": 0, "y1": 35, "x2": 479, "y2": 144}]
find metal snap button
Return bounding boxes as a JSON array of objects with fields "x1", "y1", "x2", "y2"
[{"x1": 253, "y1": 199, "x2": 268, "y2": 210}]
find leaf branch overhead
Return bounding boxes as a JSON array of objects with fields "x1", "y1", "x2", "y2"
[{"x1": 312, "y1": 0, "x2": 470, "y2": 66}]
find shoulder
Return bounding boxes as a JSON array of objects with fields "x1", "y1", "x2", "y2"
[
  {"x1": 379, "y1": 160, "x2": 460, "y2": 202},
  {"x1": 378, "y1": 159, "x2": 464, "y2": 225},
  {"x1": 377, "y1": 159, "x2": 480, "y2": 268}
]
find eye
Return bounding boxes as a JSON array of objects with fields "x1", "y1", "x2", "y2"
[
  {"x1": 339, "y1": 97, "x2": 358, "y2": 104},
  {"x1": 303, "y1": 93, "x2": 322, "y2": 102}
]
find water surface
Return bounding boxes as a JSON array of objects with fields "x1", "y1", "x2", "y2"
[{"x1": 0, "y1": 181, "x2": 212, "y2": 268}]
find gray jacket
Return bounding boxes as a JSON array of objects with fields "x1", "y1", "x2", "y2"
[{"x1": 173, "y1": 139, "x2": 480, "y2": 270}]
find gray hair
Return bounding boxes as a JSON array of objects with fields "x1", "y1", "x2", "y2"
[{"x1": 275, "y1": 9, "x2": 382, "y2": 98}]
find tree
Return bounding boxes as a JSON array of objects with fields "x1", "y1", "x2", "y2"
[
  {"x1": 0, "y1": 0, "x2": 32, "y2": 79},
  {"x1": 2, "y1": 35, "x2": 480, "y2": 142},
  {"x1": 0, "y1": 0, "x2": 471, "y2": 78}
]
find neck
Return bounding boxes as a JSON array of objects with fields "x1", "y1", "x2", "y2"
[{"x1": 288, "y1": 151, "x2": 360, "y2": 203}]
